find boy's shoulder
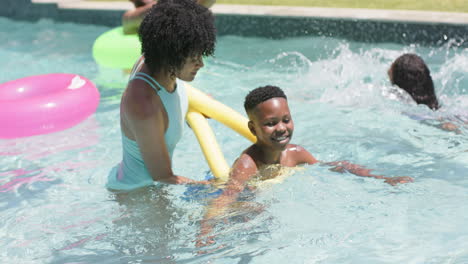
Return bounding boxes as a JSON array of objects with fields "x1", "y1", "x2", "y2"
[
  {"x1": 230, "y1": 147, "x2": 260, "y2": 180},
  {"x1": 241, "y1": 144, "x2": 260, "y2": 163},
  {"x1": 285, "y1": 144, "x2": 304, "y2": 151},
  {"x1": 235, "y1": 144, "x2": 265, "y2": 169},
  {"x1": 284, "y1": 144, "x2": 318, "y2": 166}
]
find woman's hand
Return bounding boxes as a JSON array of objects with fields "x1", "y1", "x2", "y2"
[{"x1": 188, "y1": 180, "x2": 212, "y2": 185}]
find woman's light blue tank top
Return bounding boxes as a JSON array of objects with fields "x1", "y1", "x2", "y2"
[{"x1": 106, "y1": 59, "x2": 188, "y2": 190}]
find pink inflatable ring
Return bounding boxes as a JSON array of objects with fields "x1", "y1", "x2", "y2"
[{"x1": 0, "y1": 73, "x2": 100, "y2": 139}]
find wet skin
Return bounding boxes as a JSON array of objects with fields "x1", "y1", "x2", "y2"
[{"x1": 248, "y1": 97, "x2": 294, "y2": 153}]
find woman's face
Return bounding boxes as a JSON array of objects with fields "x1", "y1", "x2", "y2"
[{"x1": 177, "y1": 55, "x2": 204, "y2": 82}]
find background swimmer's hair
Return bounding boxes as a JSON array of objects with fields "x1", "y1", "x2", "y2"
[
  {"x1": 389, "y1": 53, "x2": 439, "y2": 110},
  {"x1": 139, "y1": 0, "x2": 216, "y2": 74},
  {"x1": 244, "y1": 85, "x2": 287, "y2": 113}
]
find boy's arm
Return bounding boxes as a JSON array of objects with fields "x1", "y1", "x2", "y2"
[
  {"x1": 321, "y1": 161, "x2": 413, "y2": 185},
  {"x1": 196, "y1": 154, "x2": 257, "y2": 247},
  {"x1": 290, "y1": 145, "x2": 412, "y2": 185}
]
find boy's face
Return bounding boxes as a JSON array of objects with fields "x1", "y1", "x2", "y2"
[{"x1": 248, "y1": 97, "x2": 294, "y2": 151}]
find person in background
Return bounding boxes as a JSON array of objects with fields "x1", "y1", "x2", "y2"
[
  {"x1": 388, "y1": 53, "x2": 439, "y2": 110},
  {"x1": 196, "y1": 85, "x2": 413, "y2": 247},
  {"x1": 107, "y1": 0, "x2": 216, "y2": 191},
  {"x1": 123, "y1": 0, "x2": 216, "y2": 34},
  {"x1": 388, "y1": 53, "x2": 465, "y2": 133}
]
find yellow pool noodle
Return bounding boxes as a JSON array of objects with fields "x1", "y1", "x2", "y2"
[
  {"x1": 186, "y1": 84, "x2": 256, "y2": 181},
  {"x1": 186, "y1": 110, "x2": 231, "y2": 181},
  {"x1": 186, "y1": 84, "x2": 256, "y2": 143}
]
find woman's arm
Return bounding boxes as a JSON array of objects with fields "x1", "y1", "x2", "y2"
[{"x1": 123, "y1": 79, "x2": 203, "y2": 184}]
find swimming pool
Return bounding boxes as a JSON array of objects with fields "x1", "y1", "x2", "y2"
[{"x1": 1, "y1": 16, "x2": 467, "y2": 263}]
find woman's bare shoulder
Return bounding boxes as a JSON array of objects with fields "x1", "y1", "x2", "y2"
[{"x1": 122, "y1": 79, "x2": 162, "y2": 120}]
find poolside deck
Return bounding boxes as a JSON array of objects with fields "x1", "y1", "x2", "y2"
[
  {"x1": 32, "y1": 0, "x2": 468, "y2": 25},
  {"x1": 2, "y1": 0, "x2": 466, "y2": 47}
]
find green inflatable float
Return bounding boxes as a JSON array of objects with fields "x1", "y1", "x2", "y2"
[{"x1": 92, "y1": 27, "x2": 141, "y2": 70}]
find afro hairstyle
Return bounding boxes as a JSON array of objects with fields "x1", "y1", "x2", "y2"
[{"x1": 138, "y1": 0, "x2": 216, "y2": 74}]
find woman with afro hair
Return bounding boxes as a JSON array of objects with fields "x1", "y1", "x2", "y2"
[{"x1": 107, "y1": 0, "x2": 216, "y2": 190}]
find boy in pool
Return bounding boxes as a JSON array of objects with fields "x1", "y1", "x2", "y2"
[{"x1": 196, "y1": 85, "x2": 413, "y2": 247}]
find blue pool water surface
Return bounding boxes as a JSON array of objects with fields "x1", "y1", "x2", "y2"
[{"x1": 0, "y1": 17, "x2": 467, "y2": 263}]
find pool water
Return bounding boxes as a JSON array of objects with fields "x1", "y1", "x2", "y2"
[{"x1": 1, "y1": 17, "x2": 467, "y2": 263}]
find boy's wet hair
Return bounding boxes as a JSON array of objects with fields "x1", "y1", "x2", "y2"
[
  {"x1": 389, "y1": 53, "x2": 439, "y2": 110},
  {"x1": 139, "y1": 0, "x2": 216, "y2": 74},
  {"x1": 244, "y1": 85, "x2": 287, "y2": 113}
]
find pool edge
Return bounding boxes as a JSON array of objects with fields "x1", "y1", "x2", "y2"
[{"x1": 2, "y1": 0, "x2": 468, "y2": 47}]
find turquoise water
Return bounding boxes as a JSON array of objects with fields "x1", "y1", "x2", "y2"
[{"x1": 1, "y1": 17, "x2": 468, "y2": 263}]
